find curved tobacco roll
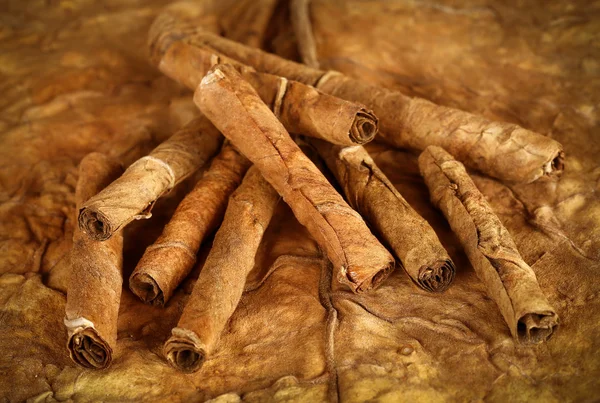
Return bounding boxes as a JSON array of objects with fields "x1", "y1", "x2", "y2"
[
  {"x1": 78, "y1": 116, "x2": 222, "y2": 241},
  {"x1": 316, "y1": 75, "x2": 564, "y2": 183},
  {"x1": 65, "y1": 152, "x2": 124, "y2": 369},
  {"x1": 419, "y1": 146, "x2": 559, "y2": 343}
]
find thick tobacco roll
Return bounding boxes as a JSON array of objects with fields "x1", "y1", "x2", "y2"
[
  {"x1": 64, "y1": 152, "x2": 124, "y2": 369},
  {"x1": 196, "y1": 64, "x2": 394, "y2": 293},
  {"x1": 129, "y1": 143, "x2": 251, "y2": 306},
  {"x1": 419, "y1": 146, "x2": 559, "y2": 343},
  {"x1": 309, "y1": 138, "x2": 455, "y2": 292},
  {"x1": 157, "y1": 41, "x2": 378, "y2": 146},
  {"x1": 316, "y1": 76, "x2": 565, "y2": 184},
  {"x1": 164, "y1": 166, "x2": 280, "y2": 373},
  {"x1": 78, "y1": 116, "x2": 222, "y2": 241},
  {"x1": 148, "y1": 15, "x2": 564, "y2": 183}
]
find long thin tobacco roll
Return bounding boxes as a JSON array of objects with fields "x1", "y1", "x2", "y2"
[
  {"x1": 419, "y1": 146, "x2": 559, "y2": 343},
  {"x1": 197, "y1": 64, "x2": 394, "y2": 293},
  {"x1": 290, "y1": 0, "x2": 320, "y2": 68},
  {"x1": 78, "y1": 116, "x2": 222, "y2": 241},
  {"x1": 164, "y1": 166, "x2": 280, "y2": 373},
  {"x1": 157, "y1": 41, "x2": 378, "y2": 146},
  {"x1": 64, "y1": 152, "x2": 124, "y2": 369},
  {"x1": 129, "y1": 143, "x2": 251, "y2": 306},
  {"x1": 149, "y1": 17, "x2": 564, "y2": 183},
  {"x1": 308, "y1": 138, "x2": 455, "y2": 292}
]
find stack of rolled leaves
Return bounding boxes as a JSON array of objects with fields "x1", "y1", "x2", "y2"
[{"x1": 63, "y1": 9, "x2": 561, "y2": 373}]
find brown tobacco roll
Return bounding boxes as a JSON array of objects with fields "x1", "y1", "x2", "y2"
[
  {"x1": 196, "y1": 64, "x2": 394, "y2": 293},
  {"x1": 64, "y1": 152, "x2": 124, "y2": 369},
  {"x1": 290, "y1": 0, "x2": 320, "y2": 69},
  {"x1": 418, "y1": 146, "x2": 559, "y2": 343},
  {"x1": 157, "y1": 41, "x2": 378, "y2": 146},
  {"x1": 316, "y1": 76, "x2": 565, "y2": 184},
  {"x1": 129, "y1": 143, "x2": 251, "y2": 306},
  {"x1": 151, "y1": 22, "x2": 564, "y2": 183},
  {"x1": 78, "y1": 116, "x2": 222, "y2": 241},
  {"x1": 164, "y1": 166, "x2": 280, "y2": 373},
  {"x1": 308, "y1": 138, "x2": 455, "y2": 292}
]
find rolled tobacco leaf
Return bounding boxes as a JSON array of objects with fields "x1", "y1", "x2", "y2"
[
  {"x1": 308, "y1": 138, "x2": 455, "y2": 292},
  {"x1": 316, "y1": 75, "x2": 565, "y2": 184},
  {"x1": 157, "y1": 41, "x2": 378, "y2": 146},
  {"x1": 78, "y1": 116, "x2": 222, "y2": 241},
  {"x1": 149, "y1": 16, "x2": 564, "y2": 183},
  {"x1": 129, "y1": 143, "x2": 251, "y2": 306},
  {"x1": 418, "y1": 146, "x2": 559, "y2": 343},
  {"x1": 64, "y1": 152, "x2": 124, "y2": 369},
  {"x1": 290, "y1": 0, "x2": 320, "y2": 68},
  {"x1": 164, "y1": 166, "x2": 280, "y2": 373},
  {"x1": 197, "y1": 64, "x2": 394, "y2": 293}
]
